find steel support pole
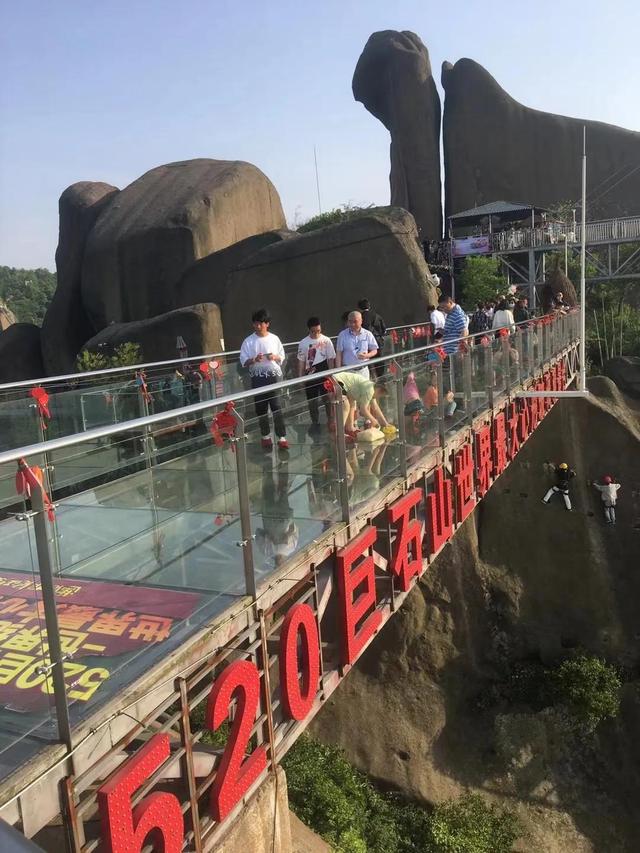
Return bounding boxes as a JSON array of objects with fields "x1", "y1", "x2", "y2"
[
  {"x1": 462, "y1": 349, "x2": 473, "y2": 425},
  {"x1": 231, "y1": 410, "x2": 257, "y2": 600},
  {"x1": 485, "y1": 343, "x2": 494, "y2": 410},
  {"x1": 29, "y1": 484, "x2": 72, "y2": 750},
  {"x1": 528, "y1": 247, "x2": 536, "y2": 310},
  {"x1": 436, "y1": 361, "x2": 446, "y2": 450},
  {"x1": 392, "y1": 360, "x2": 407, "y2": 478},
  {"x1": 333, "y1": 389, "x2": 351, "y2": 526}
]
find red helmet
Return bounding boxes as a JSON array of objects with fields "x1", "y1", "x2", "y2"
[{"x1": 603, "y1": 475, "x2": 612, "y2": 484}]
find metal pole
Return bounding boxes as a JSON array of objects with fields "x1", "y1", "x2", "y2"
[
  {"x1": 333, "y1": 388, "x2": 351, "y2": 526},
  {"x1": 392, "y1": 360, "x2": 407, "y2": 478},
  {"x1": 580, "y1": 126, "x2": 587, "y2": 391},
  {"x1": 436, "y1": 361, "x2": 446, "y2": 450},
  {"x1": 313, "y1": 145, "x2": 322, "y2": 215},
  {"x1": 28, "y1": 482, "x2": 72, "y2": 750},
  {"x1": 231, "y1": 410, "x2": 257, "y2": 600},
  {"x1": 462, "y1": 349, "x2": 473, "y2": 424}
]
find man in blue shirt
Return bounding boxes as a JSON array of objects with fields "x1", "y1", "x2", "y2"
[
  {"x1": 336, "y1": 310, "x2": 378, "y2": 380},
  {"x1": 438, "y1": 295, "x2": 468, "y2": 354}
]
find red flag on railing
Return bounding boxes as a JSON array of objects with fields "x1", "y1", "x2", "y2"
[
  {"x1": 30, "y1": 386, "x2": 50, "y2": 428},
  {"x1": 15, "y1": 459, "x2": 55, "y2": 522},
  {"x1": 210, "y1": 402, "x2": 237, "y2": 449},
  {"x1": 135, "y1": 370, "x2": 152, "y2": 404}
]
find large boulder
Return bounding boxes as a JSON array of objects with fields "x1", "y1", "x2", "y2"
[
  {"x1": 0, "y1": 323, "x2": 44, "y2": 383},
  {"x1": 173, "y1": 229, "x2": 294, "y2": 311},
  {"x1": 81, "y1": 159, "x2": 286, "y2": 330},
  {"x1": 442, "y1": 58, "x2": 640, "y2": 220},
  {"x1": 222, "y1": 207, "x2": 439, "y2": 349},
  {"x1": 41, "y1": 181, "x2": 119, "y2": 376},
  {"x1": 604, "y1": 357, "x2": 640, "y2": 399},
  {"x1": 353, "y1": 31, "x2": 442, "y2": 242},
  {"x1": 80, "y1": 303, "x2": 224, "y2": 363},
  {"x1": 542, "y1": 267, "x2": 578, "y2": 312}
]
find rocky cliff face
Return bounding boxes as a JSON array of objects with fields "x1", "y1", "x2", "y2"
[
  {"x1": 353, "y1": 31, "x2": 442, "y2": 242},
  {"x1": 311, "y1": 379, "x2": 640, "y2": 851},
  {"x1": 442, "y1": 58, "x2": 640, "y2": 221}
]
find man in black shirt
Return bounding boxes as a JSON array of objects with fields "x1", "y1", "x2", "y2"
[
  {"x1": 358, "y1": 298, "x2": 386, "y2": 377},
  {"x1": 513, "y1": 296, "x2": 532, "y2": 324}
]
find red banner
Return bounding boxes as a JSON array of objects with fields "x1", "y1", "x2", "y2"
[{"x1": 0, "y1": 571, "x2": 201, "y2": 711}]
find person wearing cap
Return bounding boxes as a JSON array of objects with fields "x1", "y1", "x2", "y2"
[
  {"x1": 593, "y1": 475, "x2": 621, "y2": 524},
  {"x1": 542, "y1": 462, "x2": 576, "y2": 511}
]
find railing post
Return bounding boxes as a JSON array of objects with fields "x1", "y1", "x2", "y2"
[
  {"x1": 392, "y1": 360, "x2": 408, "y2": 478},
  {"x1": 436, "y1": 361, "x2": 446, "y2": 451},
  {"x1": 333, "y1": 387, "x2": 352, "y2": 527},
  {"x1": 485, "y1": 341, "x2": 494, "y2": 409},
  {"x1": 231, "y1": 410, "x2": 257, "y2": 600},
  {"x1": 514, "y1": 330, "x2": 524, "y2": 386},
  {"x1": 462, "y1": 348, "x2": 473, "y2": 424},
  {"x1": 27, "y1": 477, "x2": 73, "y2": 751}
]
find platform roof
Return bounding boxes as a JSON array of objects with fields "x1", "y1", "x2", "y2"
[{"x1": 449, "y1": 200, "x2": 547, "y2": 226}]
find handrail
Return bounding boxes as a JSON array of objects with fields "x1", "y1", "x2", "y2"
[
  {"x1": 0, "y1": 320, "x2": 431, "y2": 394},
  {"x1": 0, "y1": 313, "x2": 575, "y2": 468}
]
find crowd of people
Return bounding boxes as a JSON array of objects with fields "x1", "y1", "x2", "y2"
[
  {"x1": 236, "y1": 289, "x2": 574, "y2": 453},
  {"x1": 239, "y1": 299, "x2": 391, "y2": 451}
]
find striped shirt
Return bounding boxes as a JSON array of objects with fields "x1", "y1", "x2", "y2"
[{"x1": 443, "y1": 304, "x2": 467, "y2": 354}]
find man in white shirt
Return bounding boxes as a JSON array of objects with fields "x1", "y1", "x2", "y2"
[
  {"x1": 428, "y1": 304, "x2": 446, "y2": 337},
  {"x1": 297, "y1": 316, "x2": 336, "y2": 427},
  {"x1": 335, "y1": 311, "x2": 378, "y2": 380},
  {"x1": 239, "y1": 308, "x2": 288, "y2": 450}
]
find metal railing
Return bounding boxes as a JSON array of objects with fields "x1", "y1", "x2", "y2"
[
  {"x1": 487, "y1": 215, "x2": 640, "y2": 252},
  {"x1": 0, "y1": 310, "x2": 580, "y2": 795},
  {"x1": 0, "y1": 320, "x2": 434, "y2": 455}
]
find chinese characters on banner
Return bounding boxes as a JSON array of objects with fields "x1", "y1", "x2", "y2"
[
  {"x1": 0, "y1": 573, "x2": 201, "y2": 711},
  {"x1": 94, "y1": 364, "x2": 563, "y2": 849}
]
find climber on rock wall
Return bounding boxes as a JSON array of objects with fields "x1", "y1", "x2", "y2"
[
  {"x1": 542, "y1": 462, "x2": 576, "y2": 511},
  {"x1": 593, "y1": 475, "x2": 621, "y2": 525}
]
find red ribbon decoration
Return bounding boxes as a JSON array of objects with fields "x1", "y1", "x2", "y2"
[
  {"x1": 498, "y1": 327, "x2": 510, "y2": 338},
  {"x1": 30, "y1": 386, "x2": 51, "y2": 428},
  {"x1": 210, "y1": 402, "x2": 237, "y2": 449},
  {"x1": 135, "y1": 370, "x2": 152, "y2": 405},
  {"x1": 15, "y1": 459, "x2": 55, "y2": 522},
  {"x1": 198, "y1": 361, "x2": 212, "y2": 381}
]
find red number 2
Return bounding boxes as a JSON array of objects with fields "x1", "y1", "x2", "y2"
[{"x1": 207, "y1": 660, "x2": 267, "y2": 822}]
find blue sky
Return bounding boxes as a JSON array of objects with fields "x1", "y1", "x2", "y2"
[{"x1": 1, "y1": 0, "x2": 638, "y2": 269}]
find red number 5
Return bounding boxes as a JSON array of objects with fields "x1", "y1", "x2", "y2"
[
  {"x1": 207, "y1": 660, "x2": 267, "y2": 822},
  {"x1": 98, "y1": 733, "x2": 184, "y2": 853}
]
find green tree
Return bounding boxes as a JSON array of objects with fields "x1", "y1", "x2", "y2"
[
  {"x1": 0, "y1": 266, "x2": 56, "y2": 324},
  {"x1": 283, "y1": 735, "x2": 401, "y2": 853},
  {"x1": 551, "y1": 655, "x2": 621, "y2": 733},
  {"x1": 297, "y1": 203, "x2": 375, "y2": 233},
  {"x1": 425, "y1": 794, "x2": 520, "y2": 853},
  {"x1": 76, "y1": 342, "x2": 142, "y2": 372},
  {"x1": 457, "y1": 257, "x2": 507, "y2": 311}
]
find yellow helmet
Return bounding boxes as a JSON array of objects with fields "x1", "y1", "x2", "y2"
[{"x1": 559, "y1": 462, "x2": 569, "y2": 470}]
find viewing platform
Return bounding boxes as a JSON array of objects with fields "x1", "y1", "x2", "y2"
[{"x1": 0, "y1": 311, "x2": 580, "y2": 850}]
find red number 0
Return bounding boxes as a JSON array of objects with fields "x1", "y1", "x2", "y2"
[
  {"x1": 279, "y1": 603, "x2": 320, "y2": 720},
  {"x1": 207, "y1": 660, "x2": 267, "y2": 822},
  {"x1": 98, "y1": 733, "x2": 184, "y2": 853}
]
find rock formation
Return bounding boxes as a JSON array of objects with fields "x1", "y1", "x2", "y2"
[
  {"x1": 312, "y1": 379, "x2": 640, "y2": 851},
  {"x1": 0, "y1": 324, "x2": 44, "y2": 383},
  {"x1": 543, "y1": 266, "x2": 578, "y2": 311},
  {"x1": 173, "y1": 229, "x2": 294, "y2": 312},
  {"x1": 222, "y1": 207, "x2": 439, "y2": 348},
  {"x1": 0, "y1": 301, "x2": 16, "y2": 331},
  {"x1": 604, "y1": 356, "x2": 640, "y2": 398},
  {"x1": 442, "y1": 58, "x2": 640, "y2": 221},
  {"x1": 81, "y1": 303, "x2": 223, "y2": 363},
  {"x1": 353, "y1": 31, "x2": 442, "y2": 242},
  {"x1": 81, "y1": 159, "x2": 286, "y2": 330},
  {"x1": 41, "y1": 181, "x2": 119, "y2": 375}
]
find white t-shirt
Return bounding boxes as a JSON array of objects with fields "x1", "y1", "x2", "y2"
[
  {"x1": 430, "y1": 309, "x2": 445, "y2": 330},
  {"x1": 239, "y1": 332, "x2": 285, "y2": 378},
  {"x1": 297, "y1": 334, "x2": 336, "y2": 372},
  {"x1": 594, "y1": 483, "x2": 620, "y2": 504}
]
